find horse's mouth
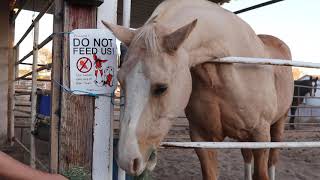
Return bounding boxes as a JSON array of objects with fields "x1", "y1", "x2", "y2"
[{"x1": 146, "y1": 150, "x2": 157, "y2": 171}]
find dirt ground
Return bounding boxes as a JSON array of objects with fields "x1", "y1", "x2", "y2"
[
  {"x1": 151, "y1": 127, "x2": 320, "y2": 180},
  {"x1": 2, "y1": 125, "x2": 320, "y2": 180}
]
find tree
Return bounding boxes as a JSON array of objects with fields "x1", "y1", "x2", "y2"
[
  {"x1": 292, "y1": 68, "x2": 303, "y2": 80},
  {"x1": 18, "y1": 48, "x2": 52, "y2": 79},
  {"x1": 38, "y1": 48, "x2": 52, "y2": 65}
]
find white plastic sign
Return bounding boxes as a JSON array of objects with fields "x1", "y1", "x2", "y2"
[{"x1": 70, "y1": 29, "x2": 117, "y2": 95}]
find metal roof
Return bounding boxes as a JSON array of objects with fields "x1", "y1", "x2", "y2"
[
  {"x1": 13, "y1": 0, "x2": 284, "y2": 28},
  {"x1": 118, "y1": 0, "x2": 228, "y2": 28}
]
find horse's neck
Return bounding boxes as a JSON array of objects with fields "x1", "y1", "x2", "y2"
[{"x1": 155, "y1": 1, "x2": 265, "y2": 65}]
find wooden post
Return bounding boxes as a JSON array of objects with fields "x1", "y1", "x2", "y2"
[
  {"x1": 50, "y1": 0, "x2": 63, "y2": 173},
  {"x1": 59, "y1": 1, "x2": 97, "y2": 176},
  {"x1": 7, "y1": 18, "x2": 16, "y2": 145},
  {"x1": 30, "y1": 21, "x2": 39, "y2": 168},
  {"x1": 0, "y1": 0, "x2": 9, "y2": 145},
  {"x1": 93, "y1": 1, "x2": 117, "y2": 179}
]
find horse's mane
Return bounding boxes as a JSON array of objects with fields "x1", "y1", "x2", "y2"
[{"x1": 131, "y1": 16, "x2": 161, "y2": 56}]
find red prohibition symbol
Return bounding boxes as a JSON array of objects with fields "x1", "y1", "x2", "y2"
[{"x1": 77, "y1": 57, "x2": 92, "y2": 73}]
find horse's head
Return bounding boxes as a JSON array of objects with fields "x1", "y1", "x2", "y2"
[
  {"x1": 310, "y1": 76, "x2": 319, "y2": 96},
  {"x1": 295, "y1": 76, "x2": 319, "y2": 97},
  {"x1": 103, "y1": 19, "x2": 197, "y2": 175}
]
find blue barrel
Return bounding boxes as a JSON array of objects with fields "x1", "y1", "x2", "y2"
[
  {"x1": 113, "y1": 139, "x2": 134, "y2": 180},
  {"x1": 37, "y1": 94, "x2": 51, "y2": 116}
]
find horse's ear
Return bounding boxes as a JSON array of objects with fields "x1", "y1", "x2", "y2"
[
  {"x1": 162, "y1": 19, "x2": 198, "y2": 54},
  {"x1": 310, "y1": 76, "x2": 313, "y2": 81},
  {"x1": 316, "y1": 77, "x2": 319, "y2": 81},
  {"x1": 102, "y1": 21, "x2": 135, "y2": 47}
]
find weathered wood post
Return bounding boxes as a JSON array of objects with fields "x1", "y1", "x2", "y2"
[
  {"x1": 8, "y1": 8, "x2": 16, "y2": 146},
  {"x1": 59, "y1": 0, "x2": 97, "y2": 176},
  {"x1": 30, "y1": 19, "x2": 39, "y2": 168},
  {"x1": 0, "y1": 0, "x2": 10, "y2": 145},
  {"x1": 56, "y1": 1, "x2": 120, "y2": 179},
  {"x1": 50, "y1": 0, "x2": 63, "y2": 173}
]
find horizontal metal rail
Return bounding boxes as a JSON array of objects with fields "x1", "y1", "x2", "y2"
[
  {"x1": 285, "y1": 123, "x2": 320, "y2": 125},
  {"x1": 161, "y1": 141, "x2": 320, "y2": 149},
  {"x1": 294, "y1": 85, "x2": 320, "y2": 90},
  {"x1": 16, "y1": 34, "x2": 53, "y2": 65},
  {"x1": 293, "y1": 96, "x2": 320, "y2": 99},
  {"x1": 291, "y1": 106, "x2": 320, "y2": 108},
  {"x1": 216, "y1": 57, "x2": 320, "y2": 69},
  {"x1": 285, "y1": 130, "x2": 320, "y2": 133},
  {"x1": 176, "y1": 115, "x2": 320, "y2": 119},
  {"x1": 16, "y1": 63, "x2": 52, "y2": 80},
  {"x1": 234, "y1": 0, "x2": 284, "y2": 14},
  {"x1": 288, "y1": 115, "x2": 320, "y2": 118},
  {"x1": 14, "y1": 0, "x2": 54, "y2": 48}
]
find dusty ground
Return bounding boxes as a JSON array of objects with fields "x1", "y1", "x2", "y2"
[
  {"x1": 2, "y1": 124, "x2": 320, "y2": 180},
  {"x1": 151, "y1": 127, "x2": 320, "y2": 180}
]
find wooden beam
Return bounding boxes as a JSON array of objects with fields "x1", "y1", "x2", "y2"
[
  {"x1": 16, "y1": 63, "x2": 52, "y2": 80},
  {"x1": 30, "y1": 20, "x2": 39, "y2": 168},
  {"x1": 59, "y1": 2, "x2": 97, "y2": 176},
  {"x1": 8, "y1": 12, "x2": 16, "y2": 146},
  {"x1": 50, "y1": 0, "x2": 63, "y2": 173},
  {"x1": 0, "y1": 0, "x2": 10, "y2": 145}
]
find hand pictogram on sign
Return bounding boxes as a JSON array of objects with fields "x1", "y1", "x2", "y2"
[{"x1": 77, "y1": 57, "x2": 92, "y2": 73}]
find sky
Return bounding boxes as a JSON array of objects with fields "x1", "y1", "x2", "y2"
[
  {"x1": 15, "y1": 0, "x2": 320, "y2": 74},
  {"x1": 15, "y1": 11, "x2": 53, "y2": 70}
]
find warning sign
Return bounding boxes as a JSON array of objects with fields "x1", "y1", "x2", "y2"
[
  {"x1": 70, "y1": 29, "x2": 117, "y2": 95},
  {"x1": 77, "y1": 57, "x2": 92, "y2": 73}
]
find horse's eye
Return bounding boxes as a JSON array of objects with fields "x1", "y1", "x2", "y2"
[{"x1": 152, "y1": 84, "x2": 168, "y2": 96}]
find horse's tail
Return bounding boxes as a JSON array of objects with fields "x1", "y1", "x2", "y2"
[{"x1": 258, "y1": 34, "x2": 292, "y2": 60}]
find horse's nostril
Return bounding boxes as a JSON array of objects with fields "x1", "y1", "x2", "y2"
[{"x1": 132, "y1": 158, "x2": 141, "y2": 172}]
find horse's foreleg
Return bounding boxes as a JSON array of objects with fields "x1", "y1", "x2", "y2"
[
  {"x1": 241, "y1": 149, "x2": 253, "y2": 180},
  {"x1": 189, "y1": 127, "x2": 219, "y2": 180},
  {"x1": 252, "y1": 127, "x2": 271, "y2": 180},
  {"x1": 289, "y1": 107, "x2": 296, "y2": 129},
  {"x1": 268, "y1": 114, "x2": 286, "y2": 180}
]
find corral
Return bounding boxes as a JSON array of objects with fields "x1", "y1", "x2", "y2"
[{"x1": 0, "y1": 0, "x2": 320, "y2": 180}]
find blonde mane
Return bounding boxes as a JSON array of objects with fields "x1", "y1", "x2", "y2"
[{"x1": 131, "y1": 18, "x2": 161, "y2": 56}]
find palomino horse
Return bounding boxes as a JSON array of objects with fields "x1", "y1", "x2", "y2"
[
  {"x1": 102, "y1": 0, "x2": 293, "y2": 179},
  {"x1": 289, "y1": 76, "x2": 318, "y2": 129}
]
